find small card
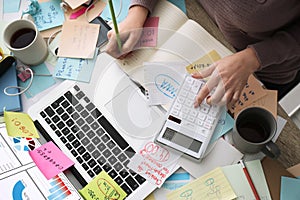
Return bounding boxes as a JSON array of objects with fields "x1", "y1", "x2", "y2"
[
  {"x1": 79, "y1": 171, "x2": 127, "y2": 200},
  {"x1": 229, "y1": 74, "x2": 267, "y2": 118},
  {"x1": 186, "y1": 50, "x2": 221, "y2": 75},
  {"x1": 128, "y1": 141, "x2": 181, "y2": 187},
  {"x1": 58, "y1": 21, "x2": 100, "y2": 59},
  {"x1": 54, "y1": 48, "x2": 98, "y2": 82},
  {"x1": 29, "y1": 141, "x2": 74, "y2": 179},
  {"x1": 4, "y1": 111, "x2": 39, "y2": 138}
]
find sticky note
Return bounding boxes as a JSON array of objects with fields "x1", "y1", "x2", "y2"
[
  {"x1": 185, "y1": 50, "x2": 221, "y2": 75},
  {"x1": 79, "y1": 171, "x2": 127, "y2": 200},
  {"x1": 280, "y1": 176, "x2": 300, "y2": 200},
  {"x1": 58, "y1": 21, "x2": 100, "y2": 59},
  {"x1": 167, "y1": 167, "x2": 237, "y2": 200},
  {"x1": 29, "y1": 141, "x2": 74, "y2": 179},
  {"x1": 54, "y1": 48, "x2": 98, "y2": 83},
  {"x1": 32, "y1": 0, "x2": 65, "y2": 31},
  {"x1": 4, "y1": 111, "x2": 39, "y2": 138}
]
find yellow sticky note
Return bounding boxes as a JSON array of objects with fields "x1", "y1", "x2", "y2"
[
  {"x1": 79, "y1": 171, "x2": 127, "y2": 200},
  {"x1": 167, "y1": 167, "x2": 236, "y2": 200},
  {"x1": 186, "y1": 50, "x2": 221, "y2": 74},
  {"x1": 4, "y1": 111, "x2": 39, "y2": 138}
]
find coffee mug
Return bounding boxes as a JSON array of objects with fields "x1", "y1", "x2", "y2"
[
  {"x1": 3, "y1": 19, "x2": 48, "y2": 66},
  {"x1": 232, "y1": 107, "x2": 280, "y2": 159}
]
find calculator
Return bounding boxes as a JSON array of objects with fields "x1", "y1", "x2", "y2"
[{"x1": 155, "y1": 75, "x2": 222, "y2": 160}]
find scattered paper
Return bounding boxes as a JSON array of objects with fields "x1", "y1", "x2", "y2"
[
  {"x1": 79, "y1": 171, "x2": 127, "y2": 200},
  {"x1": 244, "y1": 89, "x2": 278, "y2": 118},
  {"x1": 3, "y1": 0, "x2": 20, "y2": 13},
  {"x1": 58, "y1": 21, "x2": 99, "y2": 59},
  {"x1": 229, "y1": 74, "x2": 267, "y2": 118},
  {"x1": 128, "y1": 141, "x2": 181, "y2": 187},
  {"x1": 29, "y1": 141, "x2": 74, "y2": 179},
  {"x1": 4, "y1": 111, "x2": 39, "y2": 138},
  {"x1": 280, "y1": 176, "x2": 300, "y2": 200},
  {"x1": 222, "y1": 160, "x2": 272, "y2": 200},
  {"x1": 32, "y1": 0, "x2": 65, "y2": 31},
  {"x1": 144, "y1": 62, "x2": 186, "y2": 106},
  {"x1": 185, "y1": 50, "x2": 221, "y2": 75},
  {"x1": 135, "y1": 17, "x2": 159, "y2": 48},
  {"x1": 54, "y1": 48, "x2": 98, "y2": 82},
  {"x1": 63, "y1": 0, "x2": 88, "y2": 10},
  {"x1": 166, "y1": 167, "x2": 237, "y2": 200}
]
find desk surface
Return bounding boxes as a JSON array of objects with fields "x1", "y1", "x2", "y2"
[{"x1": 186, "y1": 0, "x2": 300, "y2": 168}]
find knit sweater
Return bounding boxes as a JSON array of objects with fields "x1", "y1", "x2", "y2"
[{"x1": 131, "y1": 0, "x2": 300, "y2": 84}]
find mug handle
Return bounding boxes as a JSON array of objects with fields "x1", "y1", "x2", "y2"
[{"x1": 261, "y1": 141, "x2": 280, "y2": 159}]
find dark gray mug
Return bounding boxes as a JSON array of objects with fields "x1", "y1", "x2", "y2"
[{"x1": 232, "y1": 107, "x2": 280, "y2": 159}]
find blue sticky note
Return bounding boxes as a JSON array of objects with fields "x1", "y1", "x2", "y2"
[
  {"x1": 100, "y1": 0, "x2": 130, "y2": 23},
  {"x1": 280, "y1": 176, "x2": 300, "y2": 200},
  {"x1": 209, "y1": 111, "x2": 234, "y2": 144},
  {"x1": 18, "y1": 63, "x2": 56, "y2": 98},
  {"x1": 54, "y1": 49, "x2": 98, "y2": 83},
  {"x1": 31, "y1": 0, "x2": 65, "y2": 31},
  {"x1": 3, "y1": 0, "x2": 21, "y2": 13}
]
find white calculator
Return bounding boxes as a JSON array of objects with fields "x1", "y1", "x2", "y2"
[{"x1": 155, "y1": 75, "x2": 222, "y2": 160}]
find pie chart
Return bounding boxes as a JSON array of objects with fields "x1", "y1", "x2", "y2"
[{"x1": 12, "y1": 137, "x2": 35, "y2": 151}]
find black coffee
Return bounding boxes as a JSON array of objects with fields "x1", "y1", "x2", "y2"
[
  {"x1": 10, "y1": 28, "x2": 36, "y2": 49},
  {"x1": 237, "y1": 121, "x2": 269, "y2": 143}
]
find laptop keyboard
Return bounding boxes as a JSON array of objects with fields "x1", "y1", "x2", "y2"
[{"x1": 39, "y1": 85, "x2": 146, "y2": 195}]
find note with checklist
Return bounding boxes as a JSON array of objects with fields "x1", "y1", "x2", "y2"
[{"x1": 166, "y1": 167, "x2": 236, "y2": 200}]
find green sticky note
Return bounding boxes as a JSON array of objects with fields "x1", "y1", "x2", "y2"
[
  {"x1": 4, "y1": 111, "x2": 39, "y2": 138},
  {"x1": 79, "y1": 171, "x2": 127, "y2": 200}
]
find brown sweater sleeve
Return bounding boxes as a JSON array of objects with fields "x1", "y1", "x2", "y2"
[
  {"x1": 130, "y1": 0, "x2": 158, "y2": 14},
  {"x1": 249, "y1": 20, "x2": 300, "y2": 70}
]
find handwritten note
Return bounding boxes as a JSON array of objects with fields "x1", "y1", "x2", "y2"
[
  {"x1": 144, "y1": 62, "x2": 186, "y2": 106},
  {"x1": 4, "y1": 111, "x2": 39, "y2": 138},
  {"x1": 229, "y1": 74, "x2": 267, "y2": 118},
  {"x1": 54, "y1": 48, "x2": 98, "y2": 82},
  {"x1": 29, "y1": 141, "x2": 74, "y2": 179},
  {"x1": 58, "y1": 21, "x2": 100, "y2": 59},
  {"x1": 245, "y1": 89, "x2": 277, "y2": 118},
  {"x1": 186, "y1": 50, "x2": 221, "y2": 75},
  {"x1": 135, "y1": 17, "x2": 159, "y2": 48},
  {"x1": 167, "y1": 167, "x2": 237, "y2": 200},
  {"x1": 79, "y1": 171, "x2": 127, "y2": 200},
  {"x1": 32, "y1": 0, "x2": 65, "y2": 31},
  {"x1": 128, "y1": 141, "x2": 181, "y2": 187}
]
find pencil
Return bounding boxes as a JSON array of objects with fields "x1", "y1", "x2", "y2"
[
  {"x1": 239, "y1": 160, "x2": 261, "y2": 200},
  {"x1": 108, "y1": 0, "x2": 122, "y2": 52}
]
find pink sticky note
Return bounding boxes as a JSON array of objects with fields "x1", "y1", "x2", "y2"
[
  {"x1": 135, "y1": 17, "x2": 159, "y2": 48},
  {"x1": 29, "y1": 141, "x2": 74, "y2": 179}
]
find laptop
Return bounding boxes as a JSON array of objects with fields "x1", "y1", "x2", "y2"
[{"x1": 28, "y1": 52, "x2": 166, "y2": 200}]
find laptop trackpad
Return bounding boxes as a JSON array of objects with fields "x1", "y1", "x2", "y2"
[{"x1": 105, "y1": 85, "x2": 165, "y2": 139}]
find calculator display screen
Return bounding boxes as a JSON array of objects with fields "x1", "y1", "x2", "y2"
[{"x1": 162, "y1": 128, "x2": 202, "y2": 153}]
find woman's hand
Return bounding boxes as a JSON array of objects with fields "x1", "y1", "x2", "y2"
[
  {"x1": 193, "y1": 47, "x2": 260, "y2": 108},
  {"x1": 105, "y1": 6, "x2": 149, "y2": 58}
]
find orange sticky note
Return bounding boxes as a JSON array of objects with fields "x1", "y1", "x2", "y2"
[{"x1": 4, "y1": 111, "x2": 39, "y2": 138}]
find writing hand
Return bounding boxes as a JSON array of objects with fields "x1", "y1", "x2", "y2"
[
  {"x1": 105, "y1": 5, "x2": 149, "y2": 59},
  {"x1": 193, "y1": 48, "x2": 260, "y2": 108}
]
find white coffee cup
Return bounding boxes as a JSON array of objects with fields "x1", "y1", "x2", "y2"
[{"x1": 3, "y1": 19, "x2": 48, "y2": 66}]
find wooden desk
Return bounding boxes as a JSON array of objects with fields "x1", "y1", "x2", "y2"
[{"x1": 186, "y1": 0, "x2": 300, "y2": 168}]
